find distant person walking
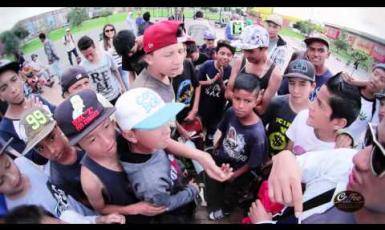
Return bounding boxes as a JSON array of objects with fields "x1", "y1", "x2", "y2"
[
  {"x1": 39, "y1": 32, "x2": 62, "y2": 81},
  {"x1": 137, "y1": 12, "x2": 153, "y2": 36},
  {"x1": 63, "y1": 28, "x2": 80, "y2": 66},
  {"x1": 187, "y1": 10, "x2": 215, "y2": 46}
]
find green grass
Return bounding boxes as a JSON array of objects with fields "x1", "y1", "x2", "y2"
[
  {"x1": 279, "y1": 27, "x2": 305, "y2": 40},
  {"x1": 22, "y1": 12, "x2": 128, "y2": 55}
]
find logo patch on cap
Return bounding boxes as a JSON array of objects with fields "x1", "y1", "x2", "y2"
[
  {"x1": 136, "y1": 90, "x2": 161, "y2": 113},
  {"x1": 70, "y1": 95, "x2": 100, "y2": 132},
  {"x1": 25, "y1": 110, "x2": 49, "y2": 130},
  {"x1": 292, "y1": 60, "x2": 308, "y2": 73},
  {"x1": 75, "y1": 73, "x2": 83, "y2": 80}
]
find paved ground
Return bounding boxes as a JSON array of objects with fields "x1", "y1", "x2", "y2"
[{"x1": 32, "y1": 18, "x2": 371, "y2": 224}]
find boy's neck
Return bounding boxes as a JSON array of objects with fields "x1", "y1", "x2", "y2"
[
  {"x1": 6, "y1": 174, "x2": 30, "y2": 201},
  {"x1": 313, "y1": 127, "x2": 338, "y2": 142},
  {"x1": 147, "y1": 67, "x2": 170, "y2": 85},
  {"x1": 214, "y1": 60, "x2": 224, "y2": 70},
  {"x1": 314, "y1": 64, "x2": 327, "y2": 76},
  {"x1": 131, "y1": 143, "x2": 155, "y2": 155},
  {"x1": 289, "y1": 96, "x2": 310, "y2": 114},
  {"x1": 91, "y1": 153, "x2": 121, "y2": 170},
  {"x1": 60, "y1": 146, "x2": 78, "y2": 166},
  {"x1": 361, "y1": 88, "x2": 375, "y2": 100},
  {"x1": 355, "y1": 207, "x2": 385, "y2": 224},
  {"x1": 5, "y1": 99, "x2": 28, "y2": 119},
  {"x1": 238, "y1": 110, "x2": 259, "y2": 126}
]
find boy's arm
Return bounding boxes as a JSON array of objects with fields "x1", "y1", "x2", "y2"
[
  {"x1": 285, "y1": 140, "x2": 294, "y2": 151},
  {"x1": 165, "y1": 139, "x2": 233, "y2": 182},
  {"x1": 111, "y1": 68, "x2": 126, "y2": 93},
  {"x1": 213, "y1": 129, "x2": 222, "y2": 150},
  {"x1": 185, "y1": 85, "x2": 201, "y2": 121},
  {"x1": 81, "y1": 167, "x2": 165, "y2": 216},
  {"x1": 225, "y1": 57, "x2": 242, "y2": 100},
  {"x1": 255, "y1": 67, "x2": 282, "y2": 115},
  {"x1": 229, "y1": 164, "x2": 251, "y2": 182}
]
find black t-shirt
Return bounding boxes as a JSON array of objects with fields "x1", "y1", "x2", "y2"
[
  {"x1": 172, "y1": 60, "x2": 200, "y2": 122},
  {"x1": 121, "y1": 49, "x2": 147, "y2": 75},
  {"x1": 193, "y1": 52, "x2": 209, "y2": 68},
  {"x1": 262, "y1": 95, "x2": 297, "y2": 156},
  {"x1": 117, "y1": 135, "x2": 152, "y2": 163},
  {"x1": 197, "y1": 60, "x2": 231, "y2": 123}
]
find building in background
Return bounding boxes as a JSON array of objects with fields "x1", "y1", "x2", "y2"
[{"x1": 325, "y1": 23, "x2": 385, "y2": 63}]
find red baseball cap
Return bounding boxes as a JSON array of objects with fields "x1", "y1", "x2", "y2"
[{"x1": 143, "y1": 20, "x2": 187, "y2": 54}]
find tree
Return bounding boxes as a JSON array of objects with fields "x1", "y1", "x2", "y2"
[
  {"x1": 67, "y1": 7, "x2": 89, "y2": 27},
  {"x1": 0, "y1": 31, "x2": 20, "y2": 57},
  {"x1": 350, "y1": 49, "x2": 370, "y2": 70},
  {"x1": 333, "y1": 38, "x2": 349, "y2": 54},
  {"x1": 293, "y1": 20, "x2": 322, "y2": 37},
  {"x1": 12, "y1": 25, "x2": 29, "y2": 40}
]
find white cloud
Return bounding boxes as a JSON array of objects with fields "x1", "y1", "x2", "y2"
[
  {"x1": 0, "y1": 7, "x2": 63, "y2": 32},
  {"x1": 274, "y1": 7, "x2": 385, "y2": 39}
]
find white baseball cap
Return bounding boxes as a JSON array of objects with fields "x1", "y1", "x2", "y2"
[
  {"x1": 231, "y1": 25, "x2": 269, "y2": 50},
  {"x1": 115, "y1": 88, "x2": 184, "y2": 130}
]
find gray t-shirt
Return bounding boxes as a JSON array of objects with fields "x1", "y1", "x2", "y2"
[
  {"x1": 130, "y1": 68, "x2": 175, "y2": 103},
  {"x1": 120, "y1": 150, "x2": 198, "y2": 211},
  {"x1": 80, "y1": 51, "x2": 120, "y2": 101},
  {"x1": 302, "y1": 207, "x2": 356, "y2": 224},
  {"x1": 6, "y1": 157, "x2": 95, "y2": 219}
]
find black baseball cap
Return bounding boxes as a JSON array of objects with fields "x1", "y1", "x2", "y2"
[
  {"x1": 0, "y1": 137, "x2": 14, "y2": 156},
  {"x1": 0, "y1": 59, "x2": 20, "y2": 75},
  {"x1": 54, "y1": 89, "x2": 116, "y2": 145},
  {"x1": 60, "y1": 66, "x2": 89, "y2": 95},
  {"x1": 375, "y1": 89, "x2": 385, "y2": 101},
  {"x1": 373, "y1": 63, "x2": 385, "y2": 72},
  {"x1": 284, "y1": 59, "x2": 316, "y2": 82},
  {"x1": 304, "y1": 36, "x2": 329, "y2": 49}
]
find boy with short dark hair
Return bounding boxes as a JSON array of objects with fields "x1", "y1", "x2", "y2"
[
  {"x1": 197, "y1": 40, "x2": 235, "y2": 147},
  {"x1": 263, "y1": 59, "x2": 316, "y2": 156},
  {"x1": 206, "y1": 73, "x2": 268, "y2": 220},
  {"x1": 286, "y1": 73, "x2": 362, "y2": 155},
  {"x1": 78, "y1": 36, "x2": 126, "y2": 105}
]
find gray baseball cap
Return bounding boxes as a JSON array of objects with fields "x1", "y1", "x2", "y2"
[{"x1": 284, "y1": 59, "x2": 315, "y2": 82}]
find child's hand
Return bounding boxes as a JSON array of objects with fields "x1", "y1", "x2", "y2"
[
  {"x1": 188, "y1": 179, "x2": 199, "y2": 191},
  {"x1": 96, "y1": 213, "x2": 126, "y2": 224},
  {"x1": 249, "y1": 199, "x2": 273, "y2": 224}
]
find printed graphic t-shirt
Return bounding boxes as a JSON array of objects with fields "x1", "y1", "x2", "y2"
[
  {"x1": 80, "y1": 51, "x2": 120, "y2": 101},
  {"x1": 262, "y1": 95, "x2": 297, "y2": 156},
  {"x1": 216, "y1": 108, "x2": 268, "y2": 170}
]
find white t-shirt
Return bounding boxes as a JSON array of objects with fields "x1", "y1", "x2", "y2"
[
  {"x1": 286, "y1": 109, "x2": 335, "y2": 155},
  {"x1": 296, "y1": 148, "x2": 357, "y2": 221},
  {"x1": 345, "y1": 96, "x2": 378, "y2": 148},
  {"x1": 63, "y1": 34, "x2": 76, "y2": 52},
  {"x1": 5, "y1": 157, "x2": 97, "y2": 223},
  {"x1": 80, "y1": 51, "x2": 120, "y2": 101}
]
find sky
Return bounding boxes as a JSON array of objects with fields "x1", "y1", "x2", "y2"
[{"x1": 0, "y1": 7, "x2": 384, "y2": 39}]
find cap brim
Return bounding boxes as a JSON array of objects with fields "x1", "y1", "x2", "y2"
[
  {"x1": 304, "y1": 37, "x2": 329, "y2": 48},
  {"x1": 133, "y1": 103, "x2": 184, "y2": 130},
  {"x1": 68, "y1": 107, "x2": 116, "y2": 145},
  {"x1": 22, "y1": 121, "x2": 56, "y2": 155},
  {"x1": 230, "y1": 40, "x2": 262, "y2": 50},
  {"x1": 375, "y1": 93, "x2": 385, "y2": 100},
  {"x1": 265, "y1": 20, "x2": 282, "y2": 27},
  {"x1": 284, "y1": 73, "x2": 315, "y2": 82},
  {"x1": 0, "y1": 138, "x2": 14, "y2": 155},
  {"x1": 0, "y1": 62, "x2": 20, "y2": 73}
]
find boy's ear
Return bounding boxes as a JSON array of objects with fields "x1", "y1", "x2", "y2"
[
  {"x1": 143, "y1": 54, "x2": 153, "y2": 65},
  {"x1": 332, "y1": 118, "x2": 347, "y2": 130},
  {"x1": 121, "y1": 130, "x2": 138, "y2": 144}
]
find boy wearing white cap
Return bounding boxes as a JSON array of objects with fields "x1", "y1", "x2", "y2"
[{"x1": 115, "y1": 87, "x2": 199, "y2": 223}]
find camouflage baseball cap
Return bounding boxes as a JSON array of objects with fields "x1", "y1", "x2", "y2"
[{"x1": 20, "y1": 107, "x2": 56, "y2": 155}]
